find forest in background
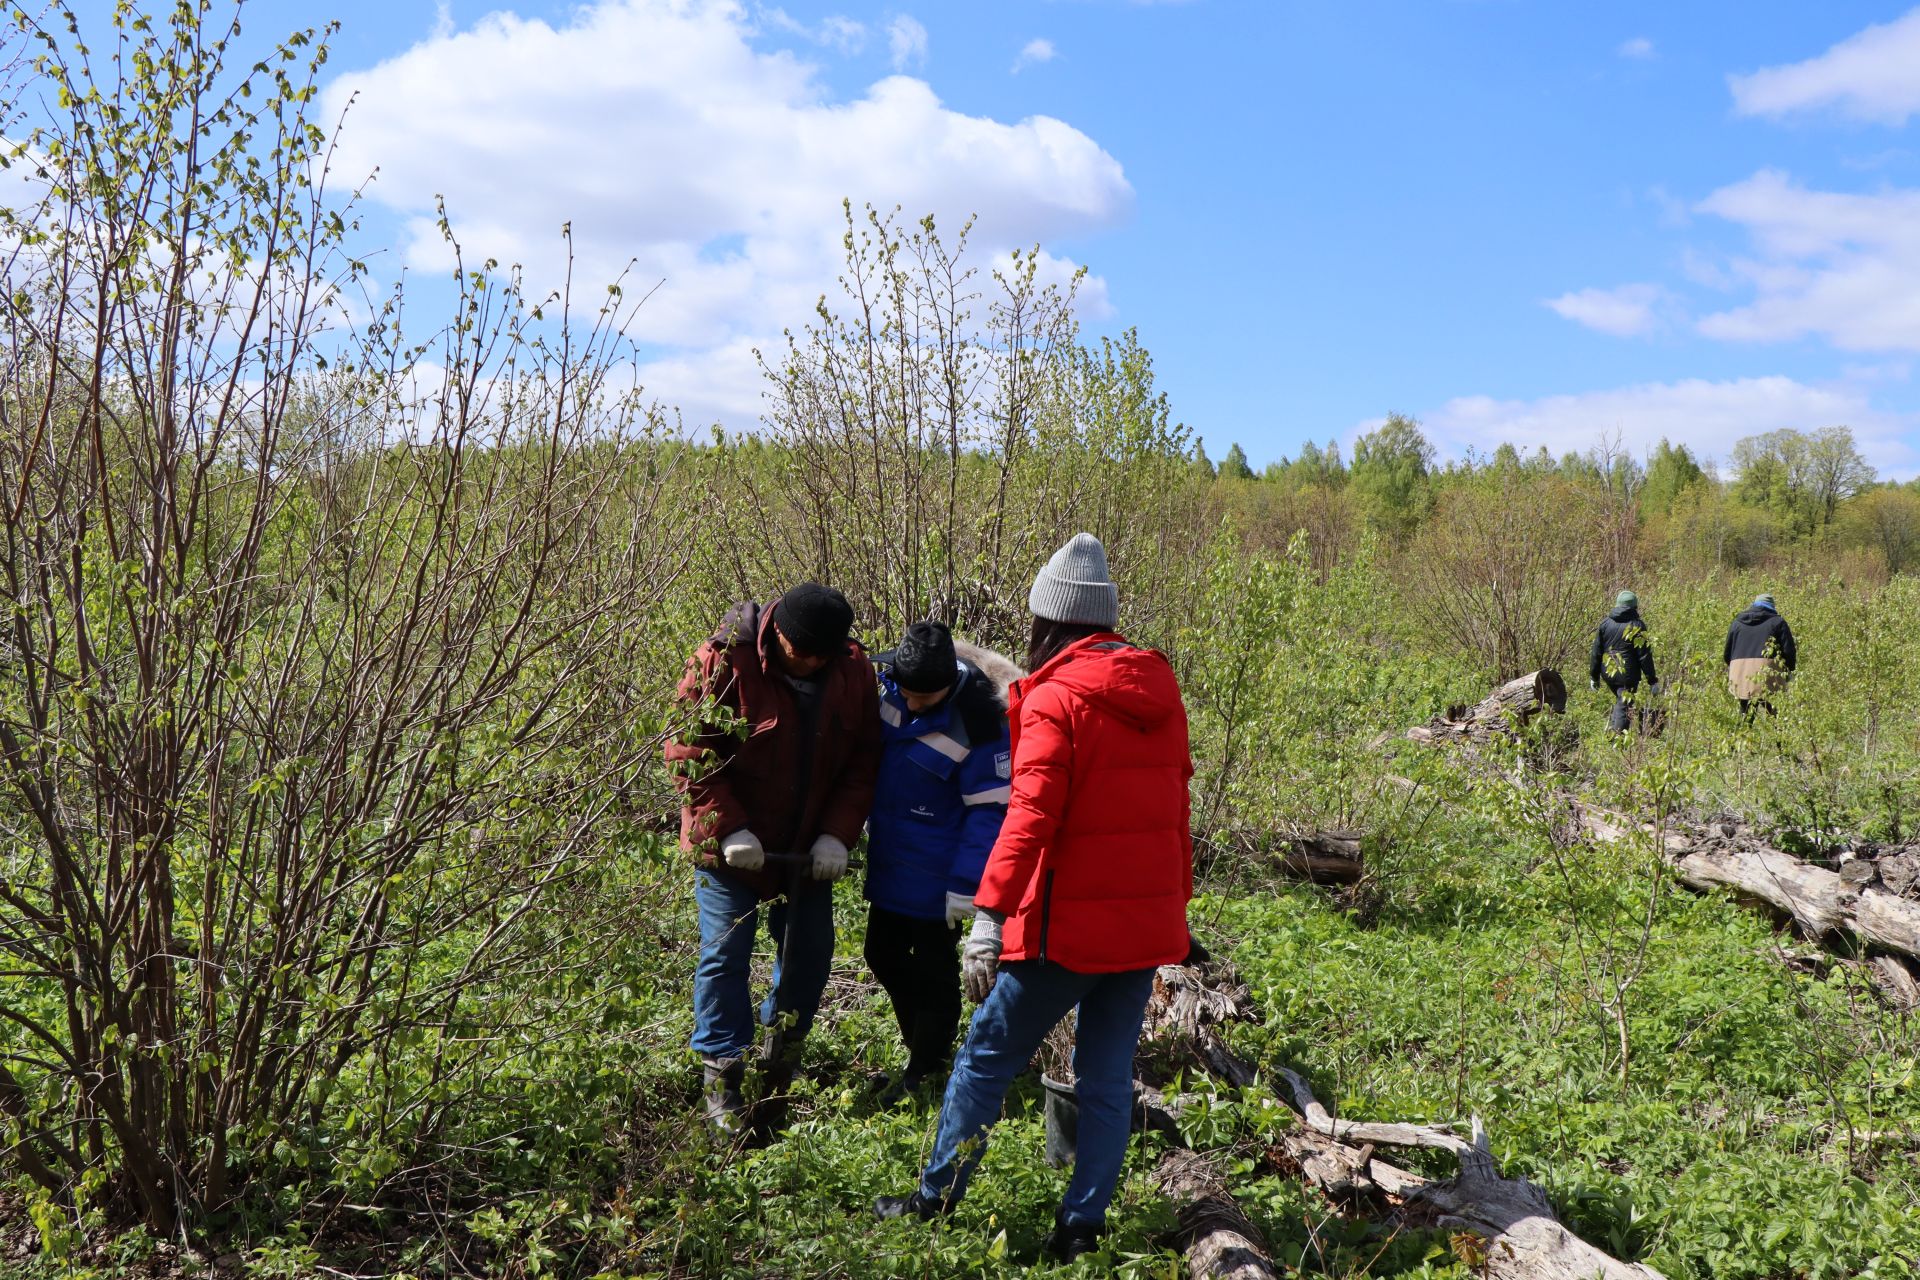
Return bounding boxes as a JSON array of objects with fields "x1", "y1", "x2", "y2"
[{"x1": 1, "y1": 6, "x2": 1918, "y2": 1279}]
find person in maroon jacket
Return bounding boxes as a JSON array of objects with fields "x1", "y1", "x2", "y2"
[
  {"x1": 874, "y1": 534, "x2": 1193, "y2": 1263},
  {"x1": 665, "y1": 583, "x2": 881, "y2": 1136}
]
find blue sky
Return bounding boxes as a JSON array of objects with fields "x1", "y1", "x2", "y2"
[{"x1": 312, "y1": 1, "x2": 1920, "y2": 476}]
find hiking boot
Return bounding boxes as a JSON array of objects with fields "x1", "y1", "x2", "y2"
[
  {"x1": 700, "y1": 1057, "x2": 746, "y2": 1137},
  {"x1": 873, "y1": 1190, "x2": 951, "y2": 1222},
  {"x1": 1042, "y1": 1209, "x2": 1103, "y2": 1262}
]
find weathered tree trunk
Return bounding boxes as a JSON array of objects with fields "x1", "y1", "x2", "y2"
[
  {"x1": 1152, "y1": 1150, "x2": 1283, "y2": 1280},
  {"x1": 1408, "y1": 669, "x2": 1568, "y2": 745},
  {"x1": 1272, "y1": 1068, "x2": 1665, "y2": 1280},
  {"x1": 1274, "y1": 830, "x2": 1365, "y2": 884},
  {"x1": 1142, "y1": 962, "x2": 1666, "y2": 1280},
  {"x1": 1577, "y1": 809, "x2": 1920, "y2": 967},
  {"x1": 1870, "y1": 956, "x2": 1920, "y2": 1011}
]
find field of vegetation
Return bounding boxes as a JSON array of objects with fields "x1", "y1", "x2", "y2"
[{"x1": 3, "y1": 6, "x2": 1919, "y2": 1278}]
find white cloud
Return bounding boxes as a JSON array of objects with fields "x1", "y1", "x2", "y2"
[
  {"x1": 888, "y1": 14, "x2": 928, "y2": 70},
  {"x1": 1013, "y1": 38, "x2": 1057, "y2": 73},
  {"x1": 1398, "y1": 376, "x2": 1918, "y2": 477},
  {"x1": 323, "y1": 0, "x2": 1129, "y2": 430},
  {"x1": 1617, "y1": 36, "x2": 1655, "y2": 60},
  {"x1": 1693, "y1": 169, "x2": 1920, "y2": 352},
  {"x1": 1729, "y1": 8, "x2": 1920, "y2": 124},
  {"x1": 1646, "y1": 184, "x2": 1690, "y2": 228},
  {"x1": 1544, "y1": 283, "x2": 1669, "y2": 337},
  {"x1": 759, "y1": 8, "x2": 867, "y2": 53}
]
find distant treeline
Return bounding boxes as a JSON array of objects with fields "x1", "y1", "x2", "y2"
[{"x1": 1198, "y1": 418, "x2": 1919, "y2": 577}]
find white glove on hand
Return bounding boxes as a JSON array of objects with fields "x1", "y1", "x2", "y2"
[
  {"x1": 810, "y1": 833, "x2": 849, "y2": 881},
  {"x1": 962, "y1": 910, "x2": 1005, "y2": 1003},
  {"x1": 944, "y1": 891, "x2": 976, "y2": 929},
  {"x1": 720, "y1": 828, "x2": 764, "y2": 872}
]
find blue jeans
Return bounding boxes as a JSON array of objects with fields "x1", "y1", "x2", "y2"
[
  {"x1": 689, "y1": 869, "x2": 835, "y2": 1060},
  {"x1": 918, "y1": 960, "x2": 1156, "y2": 1228}
]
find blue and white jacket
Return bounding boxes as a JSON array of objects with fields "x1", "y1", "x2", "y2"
[{"x1": 864, "y1": 658, "x2": 1012, "y2": 922}]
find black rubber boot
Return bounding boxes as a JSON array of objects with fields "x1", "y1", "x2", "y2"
[
  {"x1": 1042, "y1": 1209, "x2": 1103, "y2": 1262},
  {"x1": 874, "y1": 1068, "x2": 933, "y2": 1108},
  {"x1": 873, "y1": 1190, "x2": 951, "y2": 1221},
  {"x1": 700, "y1": 1057, "x2": 746, "y2": 1137}
]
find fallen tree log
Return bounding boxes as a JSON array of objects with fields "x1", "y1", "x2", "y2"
[
  {"x1": 1408, "y1": 669, "x2": 1568, "y2": 745},
  {"x1": 1145, "y1": 961, "x2": 1665, "y2": 1279},
  {"x1": 1270, "y1": 1068, "x2": 1662, "y2": 1279},
  {"x1": 1274, "y1": 830, "x2": 1365, "y2": 884},
  {"x1": 1870, "y1": 956, "x2": 1920, "y2": 1012},
  {"x1": 1152, "y1": 1150, "x2": 1283, "y2": 1280},
  {"x1": 1577, "y1": 807, "x2": 1920, "y2": 967}
]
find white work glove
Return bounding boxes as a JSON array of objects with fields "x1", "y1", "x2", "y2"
[
  {"x1": 1590, "y1": 679, "x2": 1600, "y2": 692},
  {"x1": 720, "y1": 828, "x2": 764, "y2": 872},
  {"x1": 944, "y1": 891, "x2": 976, "y2": 929},
  {"x1": 810, "y1": 833, "x2": 849, "y2": 881},
  {"x1": 962, "y1": 910, "x2": 1005, "y2": 1004}
]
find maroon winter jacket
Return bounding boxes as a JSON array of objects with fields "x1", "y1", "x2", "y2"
[
  {"x1": 664, "y1": 601, "x2": 881, "y2": 898},
  {"x1": 974, "y1": 634, "x2": 1193, "y2": 972}
]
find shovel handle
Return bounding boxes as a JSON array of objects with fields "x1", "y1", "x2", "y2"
[{"x1": 759, "y1": 850, "x2": 865, "y2": 871}]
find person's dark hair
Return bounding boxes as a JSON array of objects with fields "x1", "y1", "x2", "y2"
[{"x1": 1026, "y1": 616, "x2": 1107, "y2": 674}]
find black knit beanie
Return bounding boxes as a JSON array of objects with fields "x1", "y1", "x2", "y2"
[
  {"x1": 891, "y1": 620, "x2": 958, "y2": 694},
  {"x1": 773, "y1": 583, "x2": 853, "y2": 656}
]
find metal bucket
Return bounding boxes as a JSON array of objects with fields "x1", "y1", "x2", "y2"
[{"x1": 1041, "y1": 1072, "x2": 1077, "y2": 1168}]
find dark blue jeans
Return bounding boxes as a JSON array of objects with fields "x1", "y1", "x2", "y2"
[
  {"x1": 918, "y1": 960, "x2": 1156, "y2": 1228},
  {"x1": 1607, "y1": 680, "x2": 1641, "y2": 734},
  {"x1": 689, "y1": 869, "x2": 835, "y2": 1060}
]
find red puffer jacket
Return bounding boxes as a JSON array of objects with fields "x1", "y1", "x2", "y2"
[{"x1": 974, "y1": 634, "x2": 1193, "y2": 972}]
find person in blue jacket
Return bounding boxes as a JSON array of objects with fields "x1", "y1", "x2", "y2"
[{"x1": 865, "y1": 620, "x2": 1011, "y2": 1103}]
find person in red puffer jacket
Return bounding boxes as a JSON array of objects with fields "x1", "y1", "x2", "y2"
[{"x1": 875, "y1": 533, "x2": 1193, "y2": 1264}]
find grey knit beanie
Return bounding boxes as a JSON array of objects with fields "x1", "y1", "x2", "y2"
[{"x1": 1028, "y1": 533, "x2": 1118, "y2": 629}]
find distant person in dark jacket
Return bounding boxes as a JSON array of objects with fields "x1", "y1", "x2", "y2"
[
  {"x1": 864, "y1": 621, "x2": 1011, "y2": 1104},
  {"x1": 1724, "y1": 594, "x2": 1797, "y2": 720},
  {"x1": 1588, "y1": 589, "x2": 1659, "y2": 734}
]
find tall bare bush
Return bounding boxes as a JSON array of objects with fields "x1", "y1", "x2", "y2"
[
  {"x1": 0, "y1": 4, "x2": 680, "y2": 1231},
  {"x1": 1403, "y1": 471, "x2": 1616, "y2": 680},
  {"x1": 725, "y1": 203, "x2": 1202, "y2": 649}
]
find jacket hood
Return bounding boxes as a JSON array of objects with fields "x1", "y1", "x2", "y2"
[
  {"x1": 1608, "y1": 604, "x2": 1641, "y2": 623},
  {"x1": 1735, "y1": 606, "x2": 1777, "y2": 626},
  {"x1": 718, "y1": 600, "x2": 772, "y2": 658},
  {"x1": 953, "y1": 638, "x2": 1025, "y2": 705},
  {"x1": 1029, "y1": 636, "x2": 1183, "y2": 731}
]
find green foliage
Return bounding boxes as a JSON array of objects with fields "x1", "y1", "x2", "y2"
[
  {"x1": 1730, "y1": 426, "x2": 1875, "y2": 538},
  {"x1": 1351, "y1": 413, "x2": 1435, "y2": 544},
  {"x1": 1641, "y1": 439, "x2": 1709, "y2": 519},
  {"x1": 1217, "y1": 442, "x2": 1255, "y2": 481}
]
